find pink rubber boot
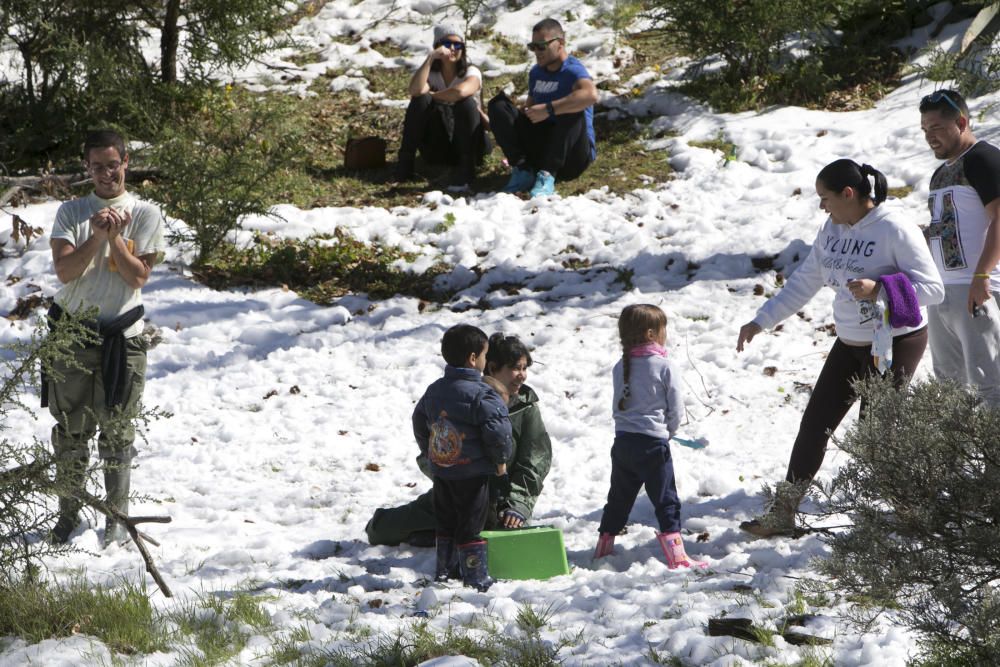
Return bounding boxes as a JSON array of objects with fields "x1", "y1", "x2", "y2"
[
  {"x1": 593, "y1": 532, "x2": 615, "y2": 559},
  {"x1": 656, "y1": 532, "x2": 708, "y2": 570}
]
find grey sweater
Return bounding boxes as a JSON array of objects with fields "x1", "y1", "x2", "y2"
[{"x1": 612, "y1": 354, "x2": 683, "y2": 439}]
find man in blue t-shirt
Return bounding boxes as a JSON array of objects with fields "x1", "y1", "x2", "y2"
[{"x1": 487, "y1": 18, "x2": 598, "y2": 197}]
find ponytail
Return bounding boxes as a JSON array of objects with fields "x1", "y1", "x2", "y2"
[
  {"x1": 858, "y1": 163, "x2": 888, "y2": 205},
  {"x1": 617, "y1": 351, "x2": 631, "y2": 411},
  {"x1": 817, "y1": 159, "x2": 888, "y2": 206}
]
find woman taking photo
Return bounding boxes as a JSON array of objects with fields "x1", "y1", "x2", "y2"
[
  {"x1": 736, "y1": 159, "x2": 944, "y2": 537},
  {"x1": 394, "y1": 24, "x2": 489, "y2": 191}
]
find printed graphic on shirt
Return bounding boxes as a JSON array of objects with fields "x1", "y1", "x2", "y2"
[
  {"x1": 820, "y1": 234, "x2": 877, "y2": 284},
  {"x1": 857, "y1": 299, "x2": 878, "y2": 327},
  {"x1": 925, "y1": 190, "x2": 966, "y2": 270},
  {"x1": 429, "y1": 410, "x2": 467, "y2": 467},
  {"x1": 532, "y1": 80, "x2": 560, "y2": 95}
]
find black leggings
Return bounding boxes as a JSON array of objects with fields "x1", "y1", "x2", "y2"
[
  {"x1": 785, "y1": 327, "x2": 928, "y2": 484},
  {"x1": 486, "y1": 92, "x2": 592, "y2": 180},
  {"x1": 399, "y1": 94, "x2": 485, "y2": 165}
]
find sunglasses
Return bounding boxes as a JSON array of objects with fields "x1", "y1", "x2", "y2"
[
  {"x1": 527, "y1": 37, "x2": 561, "y2": 52},
  {"x1": 921, "y1": 90, "x2": 963, "y2": 116},
  {"x1": 437, "y1": 40, "x2": 464, "y2": 50}
]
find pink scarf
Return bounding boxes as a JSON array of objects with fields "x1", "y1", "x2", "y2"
[{"x1": 629, "y1": 342, "x2": 667, "y2": 358}]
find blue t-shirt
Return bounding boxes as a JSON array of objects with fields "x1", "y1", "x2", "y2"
[{"x1": 529, "y1": 56, "x2": 596, "y2": 160}]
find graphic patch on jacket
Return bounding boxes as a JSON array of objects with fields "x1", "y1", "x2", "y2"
[{"x1": 429, "y1": 410, "x2": 469, "y2": 467}]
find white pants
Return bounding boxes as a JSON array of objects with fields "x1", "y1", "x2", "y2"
[{"x1": 927, "y1": 283, "x2": 1000, "y2": 407}]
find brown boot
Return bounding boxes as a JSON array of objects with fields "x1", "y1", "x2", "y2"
[{"x1": 740, "y1": 480, "x2": 808, "y2": 538}]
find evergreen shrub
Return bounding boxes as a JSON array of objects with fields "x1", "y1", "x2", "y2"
[
  {"x1": 144, "y1": 87, "x2": 304, "y2": 266},
  {"x1": 819, "y1": 376, "x2": 1000, "y2": 665}
]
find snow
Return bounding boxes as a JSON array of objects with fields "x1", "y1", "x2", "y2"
[{"x1": 2, "y1": 0, "x2": 998, "y2": 665}]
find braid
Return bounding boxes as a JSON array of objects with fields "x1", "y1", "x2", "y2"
[
  {"x1": 616, "y1": 304, "x2": 667, "y2": 412},
  {"x1": 617, "y1": 349, "x2": 631, "y2": 411}
]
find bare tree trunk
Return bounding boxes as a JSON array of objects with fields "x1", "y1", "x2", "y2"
[{"x1": 161, "y1": 0, "x2": 182, "y2": 84}]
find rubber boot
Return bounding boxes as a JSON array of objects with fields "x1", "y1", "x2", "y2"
[
  {"x1": 434, "y1": 536, "x2": 460, "y2": 582},
  {"x1": 739, "y1": 480, "x2": 808, "y2": 538},
  {"x1": 48, "y1": 440, "x2": 88, "y2": 544},
  {"x1": 458, "y1": 540, "x2": 493, "y2": 592},
  {"x1": 593, "y1": 532, "x2": 615, "y2": 559},
  {"x1": 102, "y1": 458, "x2": 131, "y2": 547},
  {"x1": 657, "y1": 532, "x2": 708, "y2": 570}
]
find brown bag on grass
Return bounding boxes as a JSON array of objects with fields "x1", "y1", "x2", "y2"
[{"x1": 344, "y1": 136, "x2": 387, "y2": 169}]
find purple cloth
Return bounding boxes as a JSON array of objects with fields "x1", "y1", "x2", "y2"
[
  {"x1": 880, "y1": 272, "x2": 921, "y2": 328},
  {"x1": 629, "y1": 342, "x2": 667, "y2": 358}
]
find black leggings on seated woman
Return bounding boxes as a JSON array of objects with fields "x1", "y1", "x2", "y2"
[
  {"x1": 399, "y1": 94, "x2": 483, "y2": 166},
  {"x1": 785, "y1": 327, "x2": 927, "y2": 484}
]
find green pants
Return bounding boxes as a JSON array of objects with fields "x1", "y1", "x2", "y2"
[
  {"x1": 48, "y1": 337, "x2": 147, "y2": 519},
  {"x1": 366, "y1": 490, "x2": 436, "y2": 546},
  {"x1": 365, "y1": 487, "x2": 507, "y2": 546}
]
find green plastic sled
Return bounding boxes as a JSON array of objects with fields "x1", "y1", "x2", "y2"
[{"x1": 480, "y1": 526, "x2": 571, "y2": 580}]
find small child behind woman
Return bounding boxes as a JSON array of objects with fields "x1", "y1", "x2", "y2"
[
  {"x1": 412, "y1": 324, "x2": 512, "y2": 591},
  {"x1": 594, "y1": 304, "x2": 707, "y2": 569}
]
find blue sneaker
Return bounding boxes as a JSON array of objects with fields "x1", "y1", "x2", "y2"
[
  {"x1": 503, "y1": 166, "x2": 535, "y2": 193},
  {"x1": 529, "y1": 170, "x2": 556, "y2": 197}
]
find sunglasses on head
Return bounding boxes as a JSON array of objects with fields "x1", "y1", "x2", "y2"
[
  {"x1": 437, "y1": 39, "x2": 464, "y2": 50},
  {"x1": 921, "y1": 90, "x2": 963, "y2": 116},
  {"x1": 527, "y1": 37, "x2": 561, "y2": 52}
]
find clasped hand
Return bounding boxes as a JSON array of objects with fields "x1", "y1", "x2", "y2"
[
  {"x1": 523, "y1": 104, "x2": 550, "y2": 124},
  {"x1": 90, "y1": 207, "x2": 131, "y2": 240}
]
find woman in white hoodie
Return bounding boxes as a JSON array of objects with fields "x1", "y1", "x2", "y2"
[{"x1": 735, "y1": 159, "x2": 945, "y2": 537}]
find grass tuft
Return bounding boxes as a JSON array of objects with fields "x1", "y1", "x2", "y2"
[{"x1": 0, "y1": 574, "x2": 169, "y2": 655}]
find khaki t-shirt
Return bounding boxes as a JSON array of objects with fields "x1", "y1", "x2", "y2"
[{"x1": 51, "y1": 192, "x2": 166, "y2": 338}]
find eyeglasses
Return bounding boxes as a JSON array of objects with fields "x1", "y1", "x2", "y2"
[
  {"x1": 88, "y1": 162, "x2": 123, "y2": 175},
  {"x1": 527, "y1": 37, "x2": 562, "y2": 52},
  {"x1": 438, "y1": 40, "x2": 464, "y2": 51},
  {"x1": 921, "y1": 90, "x2": 963, "y2": 116}
]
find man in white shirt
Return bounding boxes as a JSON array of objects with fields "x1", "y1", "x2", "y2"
[
  {"x1": 919, "y1": 89, "x2": 1000, "y2": 405},
  {"x1": 47, "y1": 129, "x2": 166, "y2": 546}
]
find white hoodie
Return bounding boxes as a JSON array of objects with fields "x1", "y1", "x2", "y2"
[{"x1": 753, "y1": 202, "x2": 945, "y2": 343}]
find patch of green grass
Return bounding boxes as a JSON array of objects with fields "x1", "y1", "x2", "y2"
[
  {"x1": 887, "y1": 185, "x2": 914, "y2": 199},
  {"x1": 679, "y1": 43, "x2": 903, "y2": 113},
  {"x1": 488, "y1": 33, "x2": 531, "y2": 68},
  {"x1": 558, "y1": 114, "x2": 671, "y2": 196},
  {"x1": 514, "y1": 602, "x2": 559, "y2": 633},
  {"x1": 367, "y1": 39, "x2": 407, "y2": 60},
  {"x1": 0, "y1": 574, "x2": 169, "y2": 655},
  {"x1": 611, "y1": 29, "x2": 679, "y2": 87},
  {"x1": 170, "y1": 590, "x2": 273, "y2": 667},
  {"x1": 689, "y1": 132, "x2": 738, "y2": 162},
  {"x1": 194, "y1": 230, "x2": 451, "y2": 302}
]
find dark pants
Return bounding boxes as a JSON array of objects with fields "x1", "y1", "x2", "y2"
[
  {"x1": 487, "y1": 92, "x2": 592, "y2": 180},
  {"x1": 433, "y1": 475, "x2": 490, "y2": 544},
  {"x1": 786, "y1": 327, "x2": 928, "y2": 484},
  {"x1": 399, "y1": 94, "x2": 486, "y2": 168},
  {"x1": 598, "y1": 431, "x2": 680, "y2": 535}
]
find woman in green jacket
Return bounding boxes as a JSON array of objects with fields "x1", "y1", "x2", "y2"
[{"x1": 365, "y1": 333, "x2": 553, "y2": 546}]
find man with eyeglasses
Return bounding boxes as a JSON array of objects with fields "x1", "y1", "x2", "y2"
[
  {"x1": 487, "y1": 18, "x2": 598, "y2": 197},
  {"x1": 46, "y1": 129, "x2": 166, "y2": 546},
  {"x1": 919, "y1": 89, "x2": 1000, "y2": 405}
]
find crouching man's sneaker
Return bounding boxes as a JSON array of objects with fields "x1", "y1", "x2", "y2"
[
  {"x1": 529, "y1": 170, "x2": 556, "y2": 197},
  {"x1": 503, "y1": 166, "x2": 535, "y2": 193}
]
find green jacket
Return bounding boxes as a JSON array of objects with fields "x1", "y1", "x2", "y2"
[
  {"x1": 416, "y1": 383, "x2": 552, "y2": 520},
  {"x1": 495, "y1": 384, "x2": 552, "y2": 518}
]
